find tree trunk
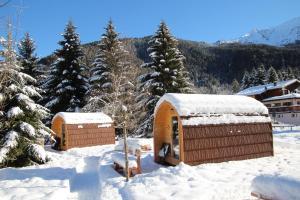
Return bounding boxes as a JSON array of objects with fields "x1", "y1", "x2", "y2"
[{"x1": 123, "y1": 118, "x2": 130, "y2": 181}]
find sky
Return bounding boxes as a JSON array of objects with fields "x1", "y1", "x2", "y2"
[{"x1": 1, "y1": 0, "x2": 300, "y2": 56}]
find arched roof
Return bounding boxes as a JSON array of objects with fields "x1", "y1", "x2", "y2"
[
  {"x1": 155, "y1": 93, "x2": 269, "y2": 117},
  {"x1": 52, "y1": 112, "x2": 113, "y2": 124}
]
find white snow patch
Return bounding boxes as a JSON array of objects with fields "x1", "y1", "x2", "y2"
[
  {"x1": 0, "y1": 131, "x2": 18, "y2": 163},
  {"x1": 155, "y1": 93, "x2": 268, "y2": 116},
  {"x1": 182, "y1": 114, "x2": 271, "y2": 126},
  {"x1": 20, "y1": 122, "x2": 35, "y2": 137},
  {"x1": 111, "y1": 152, "x2": 138, "y2": 168},
  {"x1": 7, "y1": 107, "x2": 23, "y2": 118},
  {"x1": 251, "y1": 174, "x2": 300, "y2": 200},
  {"x1": 52, "y1": 112, "x2": 113, "y2": 124},
  {"x1": 28, "y1": 144, "x2": 47, "y2": 162}
]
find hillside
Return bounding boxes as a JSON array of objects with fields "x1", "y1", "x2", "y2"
[
  {"x1": 220, "y1": 17, "x2": 300, "y2": 46},
  {"x1": 39, "y1": 37, "x2": 300, "y2": 89}
]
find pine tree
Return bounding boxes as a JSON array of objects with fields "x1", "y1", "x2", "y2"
[
  {"x1": 231, "y1": 79, "x2": 240, "y2": 93},
  {"x1": 0, "y1": 23, "x2": 50, "y2": 168},
  {"x1": 253, "y1": 65, "x2": 266, "y2": 86},
  {"x1": 43, "y1": 21, "x2": 88, "y2": 115},
  {"x1": 267, "y1": 67, "x2": 279, "y2": 83},
  {"x1": 241, "y1": 70, "x2": 250, "y2": 89},
  {"x1": 84, "y1": 20, "x2": 136, "y2": 132},
  {"x1": 18, "y1": 33, "x2": 38, "y2": 78},
  {"x1": 136, "y1": 21, "x2": 193, "y2": 137},
  {"x1": 287, "y1": 67, "x2": 295, "y2": 80},
  {"x1": 248, "y1": 68, "x2": 257, "y2": 87}
]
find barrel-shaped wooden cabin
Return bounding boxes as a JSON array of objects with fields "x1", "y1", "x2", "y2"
[
  {"x1": 51, "y1": 112, "x2": 115, "y2": 150},
  {"x1": 154, "y1": 93, "x2": 273, "y2": 166}
]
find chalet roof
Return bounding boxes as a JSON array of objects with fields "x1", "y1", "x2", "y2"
[
  {"x1": 52, "y1": 112, "x2": 113, "y2": 124},
  {"x1": 155, "y1": 93, "x2": 269, "y2": 117},
  {"x1": 263, "y1": 93, "x2": 300, "y2": 101},
  {"x1": 237, "y1": 79, "x2": 300, "y2": 96}
]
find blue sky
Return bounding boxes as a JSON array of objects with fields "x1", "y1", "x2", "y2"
[{"x1": 1, "y1": 0, "x2": 300, "y2": 56}]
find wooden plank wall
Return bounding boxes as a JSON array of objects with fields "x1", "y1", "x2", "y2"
[
  {"x1": 182, "y1": 123, "x2": 273, "y2": 165},
  {"x1": 66, "y1": 124, "x2": 115, "y2": 149}
]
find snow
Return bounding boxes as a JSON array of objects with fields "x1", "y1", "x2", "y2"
[
  {"x1": 0, "y1": 131, "x2": 18, "y2": 163},
  {"x1": 263, "y1": 92, "x2": 300, "y2": 101},
  {"x1": 0, "y1": 133, "x2": 299, "y2": 200},
  {"x1": 182, "y1": 114, "x2": 271, "y2": 126},
  {"x1": 20, "y1": 122, "x2": 35, "y2": 137},
  {"x1": 6, "y1": 107, "x2": 23, "y2": 118},
  {"x1": 251, "y1": 174, "x2": 300, "y2": 200},
  {"x1": 155, "y1": 93, "x2": 268, "y2": 116},
  {"x1": 222, "y1": 17, "x2": 300, "y2": 46},
  {"x1": 52, "y1": 112, "x2": 113, "y2": 124},
  {"x1": 111, "y1": 152, "x2": 138, "y2": 168},
  {"x1": 28, "y1": 144, "x2": 47, "y2": 162},
  {"x1": 237, "y1": 79, "x2": 300, "y2": 96}
]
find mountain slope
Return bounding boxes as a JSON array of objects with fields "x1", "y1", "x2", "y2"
[
  {"x1": 39, "y1": 37, "x2": 300, "y2": 90},
  {"x1": 233, "y1": 17, "x2": 300, "y2": 46}
]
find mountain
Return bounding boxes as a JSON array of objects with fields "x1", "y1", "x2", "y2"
[
  {"x1": 39, "y1": 37, "x2": 300, "y2": 92},
  {"x1": 221, "y1": 17, "x2": 300, "y2": 46}
]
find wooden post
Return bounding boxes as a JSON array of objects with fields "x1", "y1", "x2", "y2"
[{"x1": 123, "y1": 113, "x2": 130, "y2": 181}]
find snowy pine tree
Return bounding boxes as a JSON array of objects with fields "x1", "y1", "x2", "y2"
[
  {"x1": 136, "y1": 21, "x2": 193, "y2": 137},
  {"x1": 267, "y1": 67, "x2": 279, "y2": 83},
  {"x1": 241, "y1": 70, "x2": 251, "y2": 89},
  {"x1": 231, "y1": 79, "x2": 240, "y2": 93},
  {"x1": 287, "y1": 67, "x2": 295, "y2": 80},
  {"x1": 0, "y1": 24, "x2": 50, "y2": 168},
  {"x1": 253, "y1": 65, "x2": 266, "y2": 86},
  {"x1": 18, "y1": 33, "x2": 38, "y2": 79},
  {"x1": 84, "y1": 19, "x2": 136, "y2": 131},
  {"x1": 43, "y1": 21, "x2": 88, "y2": 115}
]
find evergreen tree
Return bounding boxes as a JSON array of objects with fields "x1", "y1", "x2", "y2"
[
  {"x1": 231, "y1": 79, "x2": 240, "y2": 93},
  {"x1": 248, "y1": 68, "x2": 257, "y2": 87},
  {"x1": 84, "y1": 20, "x2": 136, "y2": 132},
  {"x1": 18, "y1": 33, "x2": 38, "y2": 78},
  {"x1": 43, "y1": 21, "x2": 88, "y2": 114},
  {"x1": 253, "y1": 64, "x2": 266, "y2": 86},
  {"x1": 287, "y1": 67, "x2": 295, "y2": 80},
  {"x1": 241, "y1": 70, "x2": 250, "y2": 89},
  {"x1": 136, "y1": 21, "x2": 193, "y2": 136},
  {"x1": 0, "y1": 24, "x2": 50, "y2": 168},
  {"x1": 267, "y1": 67, "x2": 279, "y2": 83}
]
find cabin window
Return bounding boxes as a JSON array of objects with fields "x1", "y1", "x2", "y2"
[
  {"x1": 62, "y1": 124, "x2": 66, "y2": 146},
  {"x1": 274, "y1": 103, "x2": 281, "y2": 107},
  {"x1": 265, "y1": 104, "x2": 271, "y2": 107},
  {"x1": 283, "y1": 102, "x2": 292, "y2": 106},
  {"x1": 171, "y1": 116, "x2": 179, "y2": 159},
  {"x1": 297, "y1": 101, "x2": 300, "y2": 105}
]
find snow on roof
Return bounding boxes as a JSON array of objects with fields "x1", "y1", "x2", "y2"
[
  {"x1": 155, "y1": 93, "x2": 269, "y2": 116},
  {"x1": 52, "y1": 112, "x2": 113, "y2": 124},
  {"x1": 263, "y1": 93, "x2": 300, "y2": 101},
  {"x1": 237, "y1": 79, "x2": 300, "y2": 96},
  {"x1": 182, "y1": 114, "x2": 271, "y2": 126}
]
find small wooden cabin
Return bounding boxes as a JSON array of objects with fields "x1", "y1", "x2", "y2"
[
  {"x1": 154, "y1": 93, "x2": 273, "y2": 166},
  {"x1": 51, "y1": 112, "x2": 115, "y2": 150}
]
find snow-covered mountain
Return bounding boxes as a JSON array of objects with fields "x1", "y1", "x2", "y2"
[{"x1": 222, "y1": 17, "x2": 300, "y2": 46}]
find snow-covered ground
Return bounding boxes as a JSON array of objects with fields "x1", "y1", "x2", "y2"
[{"x1": 0, "y1": 132, "x2": 300, "y2": 200}]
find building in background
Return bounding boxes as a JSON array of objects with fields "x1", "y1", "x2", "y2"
[{"x1": 237, "y1": 79, "x2": 300, "y2": 125}]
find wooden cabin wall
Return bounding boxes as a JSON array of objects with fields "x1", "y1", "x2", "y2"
[
  {"x1": 182, "y1": 123, "x2": 273, "y2": 165},
  {"x1": 65, "y1": 124, "x2": 115, "y2": 149}
]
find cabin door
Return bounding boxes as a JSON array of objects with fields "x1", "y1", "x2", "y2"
[{"x1": 171, "y1": 116, "x2": 179, "y2": 159}]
